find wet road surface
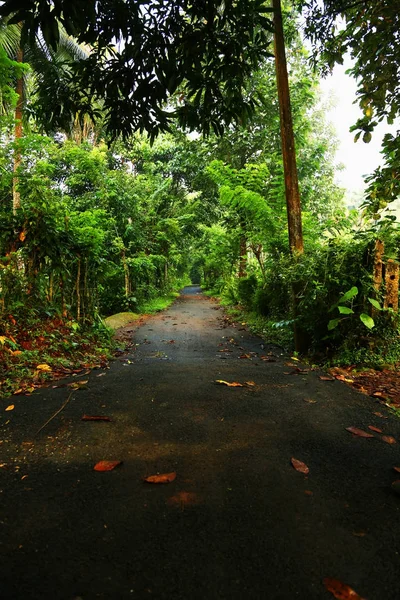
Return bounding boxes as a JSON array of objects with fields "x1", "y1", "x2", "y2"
[{"x1": 1, "y1": 286, "x2": 400, "y2": 599}]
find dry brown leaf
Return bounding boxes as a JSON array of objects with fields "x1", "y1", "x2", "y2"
[
  {"x1": 373, "y1": 411, "x2": 388, "y2": 419},
  {"x1": 319, "y1": 376, "x2": 335, "y2": 381},
  {"x1": 94, "y1": 460, "x2": 122, "y2": 472},
  {"x1": 346, "y1": 427, "x2": 374, "y2": 438},
  {"x1": 82, "y1": 415, "x2": 111, "y2": 422},
  {"x1": 167, "y1": 491, "x2": 199, "y2": 508},
  {"x1": 368, "y1": 425, "x2": 383, "y2": 434},
  {"x1": 215, "y1": 380, "x2": 244, "y2": 387},
  {"x1": 304, "y1": 398, "x2": 317, "y2": 404},
  {"x1": 245, "y1": 381, "x2": 256, "y2": 387},
  {"x1": 393, "y1": 467, "x2": 400, "y2": 473},
  {"x1": 144, "y1": 472, "x2": 177, "y2": 484},
  {"x1": 5, "y1": 405, "x2": 14, "y2": 411},
  {"x1": 291, "y1": 458, "x2": 309, "y2": 474},
  {"x1": 323, "y1": 577, "x2": 366, "y2": 600},
  {"x1": 392, "y1": 480, "x2": 400, "y2": 496},
  {"x1": 19, "y1": 230, "x2": 26, "y2": 242},
  {"x1": 382, "y1": 435, "x2": 396, "y2": 445},
  {"x1": 239, "y1": 354, "x2": 251, "y2": 359}
]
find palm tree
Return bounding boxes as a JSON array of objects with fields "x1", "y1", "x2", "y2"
[{"x1": 0, "y1": 18, "x2": 93, "y2": 212}]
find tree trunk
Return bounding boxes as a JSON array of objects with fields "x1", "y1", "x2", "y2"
[
  {"x1": 273, "y1": 0, "x2": 303, "y2": 254},
  {"x1": 238, "y1": 235, "x2": 247, "y2": 278},
  {"x1": 273, "y1": 0, "x2": 307, "y2": 353},
  {"x1": 13, "y1": 47, "x2": 24, "y2": 214},
  {"x1": 384, "y1": 259, "x2": 399, "y2": 313}
]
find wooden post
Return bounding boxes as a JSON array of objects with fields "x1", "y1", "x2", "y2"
[
  {"x1": 273, "y1": 0, "x2": 306, "y2": 352},
  {"x1": 384, "y1": 259, "x2": 399, "y2": 312}
]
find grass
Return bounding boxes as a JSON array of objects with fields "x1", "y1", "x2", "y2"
[{"x1": 138, "y1": 291, "x2": 181, "y2": 314}]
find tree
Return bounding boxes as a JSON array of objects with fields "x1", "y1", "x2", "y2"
[
  {"x1": 1, "y1": 0, "x2": 274, "y2": 140},
  {"x1": 296, "y1": 0, "x2": 400, "y2": 210}
]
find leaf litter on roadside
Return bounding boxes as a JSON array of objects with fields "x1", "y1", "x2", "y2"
[
  {"x1": 323, "y1": 577, "x2": 366, "y2": 600},
  {"x1": 215, "y1": 380, "x2": 244, "y2": 387},
  {"x1": 368, "y1": 425, "x2": 383, "y2": 433},
  {"x1": 291, "y1": 458, "x2": 309, "y2": 474},
  {"x1": 346, "y1": 427, "x2": 374, "y2": 438},
  {"x1": 382, "y1": 435, "x2": 396, "y2": 445},
  {"x1": 94, "y1": 460, "x2": 122, "y2": 472},
  {"x1": 144, "y1": 472, "x2": 177, "y2": 484}
]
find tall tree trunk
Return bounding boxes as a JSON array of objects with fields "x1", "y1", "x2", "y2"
[
  {"x1": 238, "y1": 234, "x2": 247, "y2": 278},
  {"x1": 13, "y1": 47, "x2": 24, "y2": 214},
  {"x1": 273, "y1": 0, "x2": 307, "y2": 353},
  {"x1": 273, "y1": 0, "x2": 303, "y2": 254}
]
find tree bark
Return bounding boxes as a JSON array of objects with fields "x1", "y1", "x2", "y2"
[
  {"x1": 273, "y1": 0, "x2": 303, "y2": 254},
  {"x1": 13, "y1": 47, "x2": 24, "y2": 214},
  {"x1": 273, "y1": 0, "x2": 307, "y2": 352}
]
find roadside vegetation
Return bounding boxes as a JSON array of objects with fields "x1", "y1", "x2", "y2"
[{"x1": 1, "y1": 1, "x2": 400, "y2": 398}]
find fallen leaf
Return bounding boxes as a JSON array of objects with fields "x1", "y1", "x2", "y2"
[
  {"x1": 94, "y1": 460, "x2": 122, "y2": 472},
  {"x1": 245, "y1": 381, "x2": 256, "y2": 387},
  {"x1": 239, "y1": 354, "x2": 251, "y2": 359},
  {"x1": 373, "y1": 411, "x2": 388, "y2": 419},
  {"x1": 392, "y1": 480, "x2": 400, "y2": 496},
  {"x1": 319, "y1": 376, "x2": 335, "y2": 381},
  {"x1": 291, "y1": 458, "x2": 309, "y2": 474},
  {"x1": 68, "y1": 380, "x2": 89, "y2": 389},
  {"x1": 382, "y1": 435, "x2": 396, "y2": 445},
  {"x1": 82, "y1": 415, "x2": 111, "y2": 422},
  {"x1": 290, "y1": 356, "x2": 300, "y2": 361},
  {"x1": 144, "y1": 472, "x2": 177, "y2": 484},
  {"x1": 167, "y1": 491, "x2": 198, "y2": 508},
  {"x1": 19, "y1": 230, "x2": 26, "y2": 242},
  {"x1": 36, "y1": 363, "x2": 51, "y2": 372},
  {"x1": 304, "y1": 398, "x2": 317, "y2": 404},
  {"x1": 346, "y1": 427, "x2": 374, "y2": 438},
  {"x1": 5, "y1": 405, "x2": 14, "y2": 411},
  {"x1": 304, "y1": 490, "x2": 313, "y2": 496},
  {"x1": 323, "y1": 577, "x2": 366, "y2": 600},
  {"x1": 215, "y1": 380, "x2": 244, "y2": 387},
  {"x1": 393, "y1": 467, "x2": 400, "y2": 473},
  {"x1": 368, "y1": 425, "x2": 383, "y2": 433},
  {"x1": 352, "y1": 531, "x2": 366, "y2": 537}
]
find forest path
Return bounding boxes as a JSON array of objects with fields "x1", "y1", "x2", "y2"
[{"x1": 1, "y1": 286, "x2": 400, "y2": 600}]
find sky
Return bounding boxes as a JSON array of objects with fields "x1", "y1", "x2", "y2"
[{"x1": 319, "y1": 57, "x2": 398, "y2": 199}]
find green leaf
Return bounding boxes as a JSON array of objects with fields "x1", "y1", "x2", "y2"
[
  {"x1": 338, "y1": 306, "x2": 354, "y2": 315},
  {"x1": 328, "y1": 319, "x2": 340, "y2": 330},
  {"x1": 360, "y1": 313, "x2": 375, "y2": 329},
  {"x1": 338, "y1": 286, "x2": 358, "y2": 303},
  {"x1": 368, "y1": 298, "x2": 381, "y2": 310}
]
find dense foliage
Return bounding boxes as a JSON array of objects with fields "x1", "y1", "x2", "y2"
[{"x1": 1, "y1": 0, "x2": 400, "y2": 399}]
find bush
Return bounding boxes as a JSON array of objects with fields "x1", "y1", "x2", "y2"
[{"x1": 237, "y1": 274, "x2": 258, "y2": 307}]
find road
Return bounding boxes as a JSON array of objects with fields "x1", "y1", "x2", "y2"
[{"x1": 1, "y1": 286, "x2": 400, "y2": 599}]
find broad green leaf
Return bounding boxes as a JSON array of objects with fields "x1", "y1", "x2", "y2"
[
  {"x1": 368, "y1": 298, "x2": 381, "y2": 310},
  {"x1": 338, "y1": 286, "x2": 358, "y2": 303},
  {"x1": 338, "y1": 306, "x2": 354, "y2": 315},
  {"x1": 328, "y1": 319, "x2": 340, "y2": 330},
  {"x1": 360, "y1": 313, "x2": 375, "y2": 329}
]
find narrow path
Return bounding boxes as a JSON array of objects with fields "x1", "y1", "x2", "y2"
[{"x1": 1, "y1": 286, "x2": 400, "y2": 600}]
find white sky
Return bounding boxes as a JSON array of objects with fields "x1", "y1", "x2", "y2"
[{"x1": 319, "y1": 56, "x2": 398, "y2": 196}]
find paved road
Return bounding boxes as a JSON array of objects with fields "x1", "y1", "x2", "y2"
[{"x1": 1, "y1": 286, "x2": 400, "y2": 599}]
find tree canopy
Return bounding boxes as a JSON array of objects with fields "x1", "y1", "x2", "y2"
[{"x1": 1, "y1": 0, "x2": 275, "y2": 139}]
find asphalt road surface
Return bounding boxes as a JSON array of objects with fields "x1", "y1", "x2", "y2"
[{"x1": 1, "y1": 286, "x2": 400, "y2": 600}]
